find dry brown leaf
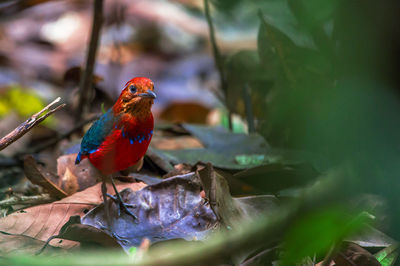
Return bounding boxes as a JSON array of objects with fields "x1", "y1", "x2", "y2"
[
  {"x1": 0, "y1": 181, "x2": 146, "y2": 253},
  {"x1": 151, "y1": 135, "x2": 203, "y2": 150},
  {"x1": 333, "y1": 242, "x2": 381, "y2": 266},
  {"x1": 0, "y1": 232, "x2": 65, "y2": 256},
  {"x1": 159, "y1": 102, "x2": 211, "y2": 124},
  {"x1": 56, "y1": 153, "x2": 100, "y2": 195},
  {"x1": 24, "y1": 155, "x2": 68, "y2": 199},
  {"x1": 316, "y1": 242, "x2": 381, "y2": 266},
  {"x1": 163, "y1": 163, "x2": 201, "y2": 178}
]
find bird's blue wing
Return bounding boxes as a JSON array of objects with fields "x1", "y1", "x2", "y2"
[{"x1": 75, "y1": 109, "x2": 118, "y2": 164}]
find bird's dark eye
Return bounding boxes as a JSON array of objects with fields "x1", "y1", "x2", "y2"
[{"x1": 129, "y1": 85, "x2": 137, "y2": 93}]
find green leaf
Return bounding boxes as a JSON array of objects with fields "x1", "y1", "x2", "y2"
[
  {"x1": 258, "y1": 0, "x2": 315, "y2": 49},
  {"x1": 235, "y1": 154, "x2": 266, "y2": 166},
  {"x1": 152, "y1": 124, "x2": 269, "y2": 170}
]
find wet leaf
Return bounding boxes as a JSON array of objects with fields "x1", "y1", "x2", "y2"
[{"x1": 80, "y1": 172, "x2": 218, "y2": 251}]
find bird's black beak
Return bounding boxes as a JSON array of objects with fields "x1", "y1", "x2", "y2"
[{"x1": 138, "y1": 90, "x2": 157, "y2": 99}]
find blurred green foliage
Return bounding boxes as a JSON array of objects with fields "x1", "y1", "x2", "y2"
[
  {"x1": 281, "y1": 208, "x2": 366, "y2": 265},
  {"x1": 207, "y1": 0, "x2": 400, "y2": 263},
  {"x1": 0, "y1": 85, "x2": 45, "y2": 118}
]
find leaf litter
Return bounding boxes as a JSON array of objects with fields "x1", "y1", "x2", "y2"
[
  {"x1": 0, "y1": 124, "x2": 396, "y2": 264},
  {"x1": 58, "y1": 165, "x2": 279, "y2": 252}
]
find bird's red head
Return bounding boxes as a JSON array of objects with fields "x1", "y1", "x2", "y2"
[{"x1": 113, "y1": 77, "x2": 156, "y2": 117}]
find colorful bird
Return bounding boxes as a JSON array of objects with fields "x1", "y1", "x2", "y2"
[{"x1": 75, "y1": 77, "x2": 156, "y2": 224}]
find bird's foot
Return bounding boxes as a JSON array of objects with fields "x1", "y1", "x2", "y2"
[{"x1": 106, "y1": 193, "x2": 137, "y2": 220}]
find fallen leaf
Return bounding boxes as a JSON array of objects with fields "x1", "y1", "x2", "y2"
[
  {"x1": 162, "y1": 163, "x2": 196, "y2": 178},
  {"x1": 151, "y1": 124, "x2": 269, "y2": 170},
  {"x1": 151, "y1": 135, "x2": 203, "y2": 150},
  {"x1": 159, "y1": 102, "x2": 211, "y2": 124},
  {"x1": 56, "y1": 153, "x2": 100, "y2": 195},
  {"x1": 375, "y1": 244, "x2": 398, "y2": 266},
  {"x1": 23, "y1": 155, "x2": 68, "y2": 199},
  {"x1": 61, "y1": 168, "x2": 80, "y2": 195},
  {"x1": 198, "y1": 164, "x2": 279, "y2": 225},
  {"x1": 333, "y1": 242, "x2": 381, "y2": 266},
  {"x1": 47, "y1": 216, "x2": 120, "y2": 250},
  {"x1": 80, "y1": 172, "x2": 218, "y2": 251},
  {"x1": 233, "y1": 162, "x2": 319, "y2": 194},
  {"x1": 197, "y1": 163, "x2": 243, "y2": 227},
  {"x1": 347, "y1": 225, "x2": 397, "y2": 249},
  {"x1": 146, "y1": 147, "x2": 175, "y2": 173},
  {"x1": 0, "y1": 232, "x2": 64, "y2": 256},
  {"x1": 0, "y1": 181, "x2": 146, "y2": 254}
]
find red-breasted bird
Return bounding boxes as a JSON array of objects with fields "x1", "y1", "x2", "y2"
[{"x1": 75, "y1": 77, "x2": 156, "y2": 223}]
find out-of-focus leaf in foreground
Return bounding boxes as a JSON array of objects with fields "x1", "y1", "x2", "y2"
[{"x1": 281, "y1": 208, "x2": 368, "y2": 265}]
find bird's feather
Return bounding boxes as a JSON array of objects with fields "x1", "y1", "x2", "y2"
[{"x1": 75, "y1": 109, "x2": 118, "y2": 164}]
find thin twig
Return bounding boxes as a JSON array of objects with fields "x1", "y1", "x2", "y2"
[
  {"x1": 243, "y1": 83, "x2": 256, "y2": 133},
  {"x1": 26, "y1": 114, "x2": 100, "y2": 154},
  {"x1": 203, "y1": 0, "x2": 233, "y2": 131},
  {"x1": 0, "y1": 194, "x2": 53, "y2": 208},
  {"x1": 0, "y1": 97, "x2": 66, "y2": 151},
  {"x1": 75, "y1": 0, "x2": 104, "y2": 121}
]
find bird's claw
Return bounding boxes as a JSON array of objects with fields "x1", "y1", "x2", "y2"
[{"x1": 106, "y1": 193, "x2": 138, "y2": 220}]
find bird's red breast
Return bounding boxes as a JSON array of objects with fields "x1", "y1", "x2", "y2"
[
  {"x1": 76, "y1": 77, "x2": 156, "y2": 174},
  {"x1": 88, "y1": 114, "x2": 154, "y2": 174}
]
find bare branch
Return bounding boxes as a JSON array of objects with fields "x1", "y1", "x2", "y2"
[
  {"x1": 0, "y1": 194, "x2": 53, "y2": 208},
  {"x1": 243, "y1": 83, "x2": 256, "y2": 133},
  {"x1": 26, "y1": 113, "x2": 100, "y2": 154},
  {"x1": 75, "y1": 0, "x2": 104, "y2": 121},
  {"x1": 203, "y1": 0, "x2": 233, "y2": 131},
  {"x1": 0, "y1": 97, "x2": 66, "y2": 151}
]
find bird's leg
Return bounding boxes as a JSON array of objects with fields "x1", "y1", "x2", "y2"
[
  {"x1": 101, "y1": 180, "x2": 112, "y2": 228},
  {"x1": 109, "y1": 177, "x2": 137, "y2": 220}
]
